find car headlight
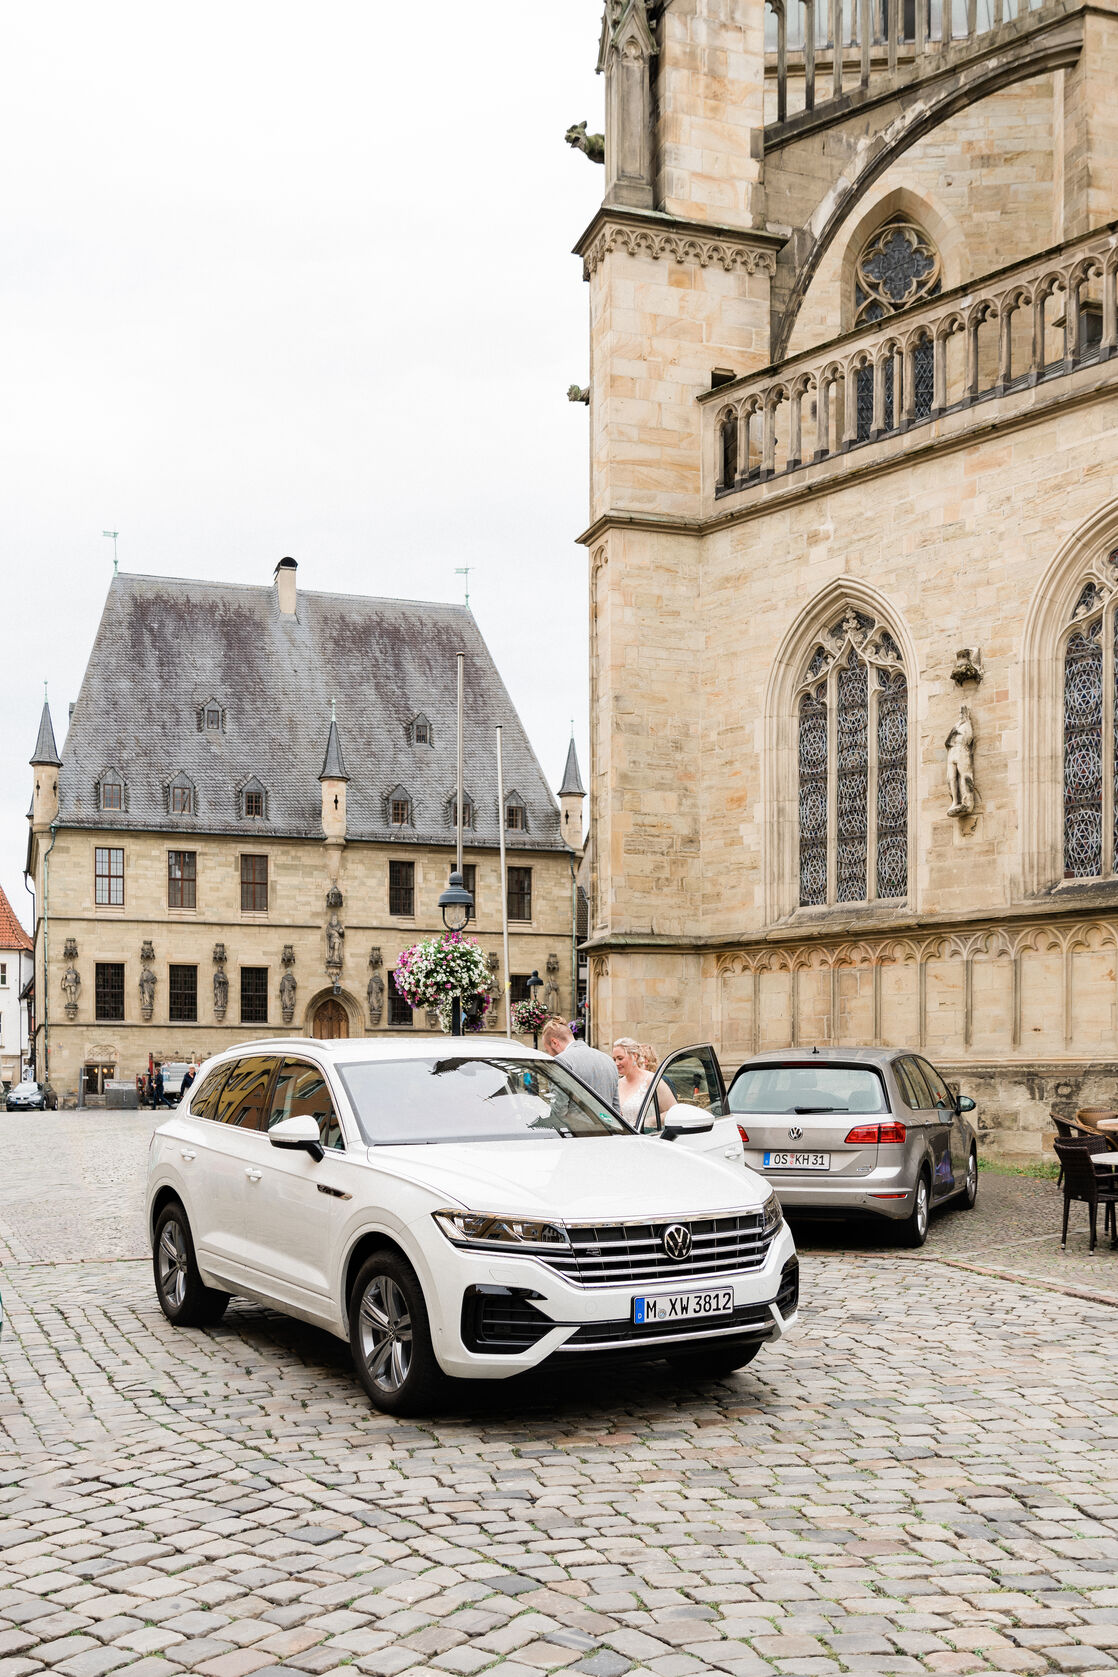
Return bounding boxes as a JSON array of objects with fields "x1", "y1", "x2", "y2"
[
  {"x1": 432, "y1": 1210, "x2": 571, "y2": 1250},
  {"x1": 761, "y1": 1191, "x2": 783, "y2": 1234}
]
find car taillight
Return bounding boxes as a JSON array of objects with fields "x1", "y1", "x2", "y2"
[
  {"x1": 844, "y1": 1121, "x2": 907, "y2": 1145},
  {"x1": 736, "y1": 1125, "x2": 750, "y2": 1147}
]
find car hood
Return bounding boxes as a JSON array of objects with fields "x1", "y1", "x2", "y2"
[{"x1": 366, "y1": 1135, "x2": 767, "y2": 1219}]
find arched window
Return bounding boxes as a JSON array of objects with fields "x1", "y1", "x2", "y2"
[
  {"x1": 718, "y1": 409, "x2": 738, "y2": 491},
  {"x1": 1061, "y1": 558, "x2": 1118, "y2": 879},
  {"x1": 853, "y1": 216, "x2": 941, "y2": 439},
  {"x1": 797, "y1": 609, "x2": 908, "y2": 906}
]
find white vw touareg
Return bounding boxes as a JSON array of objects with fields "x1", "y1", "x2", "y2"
[{"x1": 146, "y1": 1037, "x2": 798, "y2": 1413}]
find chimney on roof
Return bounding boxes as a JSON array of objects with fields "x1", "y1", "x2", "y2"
[{"x1": 274, "y1": 556, "x2": 298, "y2": 615}]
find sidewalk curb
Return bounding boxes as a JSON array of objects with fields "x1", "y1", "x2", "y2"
[{"x1": 926, "y1": 1253, "x2": 1118, "y2": 1308}]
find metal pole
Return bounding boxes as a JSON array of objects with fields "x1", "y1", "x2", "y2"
[
  {"x1": 456, "y1": 652, "x2": 464, "y2": 879},
  {"x1": 496, "y1": 725, "x2": 511, "y2": 1034}
]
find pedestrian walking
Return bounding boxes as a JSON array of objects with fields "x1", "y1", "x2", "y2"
[
  {"x1": 154, "y1": 1068, "x2": 168, "y2": 1108},
  {"x1": 180, "y1": 1063, "x2": 197, "y2": 1097},
  {"x1": 612, "y1": 1037, "x2": 676, "y2": 1126},
  {"x1": 539, "y1": 1016, "x2": 619, "y2": 1111}
]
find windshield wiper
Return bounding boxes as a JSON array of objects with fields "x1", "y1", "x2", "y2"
[{"x1": 791, "y1": 1105, "x2": 837, "y2": 1114}]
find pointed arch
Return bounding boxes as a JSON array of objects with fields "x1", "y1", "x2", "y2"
[{"x1": 763, "y1": 578, "x2": 918, "y2": 924}]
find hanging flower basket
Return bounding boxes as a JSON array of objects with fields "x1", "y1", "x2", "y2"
[
  {"x1": 511, "y1": 996, "x2": 550, "y2": 1035},
  {"x1": 393, "y1": 933, "x2": 492, "y2": 1034}
]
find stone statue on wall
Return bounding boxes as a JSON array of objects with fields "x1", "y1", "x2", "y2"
[
  {"x1": 61, "y1": 964, "x2": 80, "y2": 1021},
  {"x1": 946, "y1": 705, "x2": 978, "y2": 817},
  {"x1": 367, "y1": 948, "x2": 384, "y2": 1027},
  {"x1": 951, "y1": 646, "x2": 984, "y2": 685},
  {"x1": 139, "y1": 964, "x2": 156, "y2": 1022},
  {"x1": 326, "y1": 913, "x2": 345, "y2": 970},
  {"x1": 486, "y1": 951, "x2": 500, "y2": 1029},
  {"x1": 63, "y1": 937, "x2": 78, "y2": 960},
  {"x1": 279, "y1": 968, "x2": 297, "y2": 1026},
  {"x1": 545, "y1": 951, "x2": 561, "y2": 1013},
  {"x1": 213, "y1": 947, "x2": 229, "y2": 1022}
]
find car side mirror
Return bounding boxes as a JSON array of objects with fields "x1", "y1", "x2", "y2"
[
  {"x1": 269, "y1": 1114, "x2": 324, "y2": 1161},
  {"x1": 957, "y1": 1095, "x2": 976, "y2": 1114},
  {"x1": 661, "y1": 1104, "x2": 716, "y2": 1141}
]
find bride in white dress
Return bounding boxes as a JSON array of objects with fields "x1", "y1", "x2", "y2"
[{"x1": 612, "y1": 1037, "x2": 676, "y2": 1128}]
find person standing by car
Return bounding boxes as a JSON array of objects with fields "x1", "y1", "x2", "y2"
[
  {"x1": 540, "y1": 1017, "x2": 620, "y2": 1111},
  {"x1": 612, "y1": 1038, "x2": 676, "y2": 1126},
  {"x1": 180, "y1": 1063, "x2": 197, "y2": 1098}
]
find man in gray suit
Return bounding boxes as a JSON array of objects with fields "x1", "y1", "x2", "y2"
[{"x1": 540, "y1": 1017, "x2": 619, "y2": 1112}]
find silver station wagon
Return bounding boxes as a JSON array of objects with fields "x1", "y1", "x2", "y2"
[{"x1": 716, "y1": 1047, "x2": 979, "y2": 1246}]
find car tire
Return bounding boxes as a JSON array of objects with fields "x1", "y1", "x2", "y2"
[
  {"x1": 349, "y1": 1251, "x2": 450, "y2": 1417},
  {"x1": 898, "y1": 1171, "x2": 931, "y2": 1248},
  {"x1": 666, "y1": 1342, "x2": 762, "y2": 1380},
  {"x1": 153, "y1": 1201, "x2": 229, "y2": 1327},
  {"x1": 962, "y1": 1145, "x2": 978, "y2": 1209}
]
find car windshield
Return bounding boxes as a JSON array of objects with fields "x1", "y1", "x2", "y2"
[
  {"x1": 337, "y1": 1056, "x2": 631, "y2": 1146},
  {"x1": 729, "y1": 1064, "x2": 886, "y2": 1115}
]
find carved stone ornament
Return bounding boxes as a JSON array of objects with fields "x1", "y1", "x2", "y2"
[
  {"x1": 138, "y1": 964, "x2": 156, "y2": 1023},
  {"x1": 581, "y1": 223, "x2": 778, "y2": 282},
  {"x1": 282, "y1": 944, "x2": 296, "y2": 967},
  {"x1": 369, "y1": 946, "x2": 382, "y2": 969},
  {"x1": 325, "y1": 912, "x2": 345, "y2": 972},
  {"x1": 367, "y1": 967, "x2": 385, "y2": 1028},
  {"x1": 140, "y1": 939, "x2": 155, "y2": 963},
  {"x1": 325, "y1": 884, "x2": 343, "y2": 911},
  {"x1": 213, "y1": 942, "x2": 227, "y2": 964},
  {"x1": 279, "y1": 968, "x2": 297, "y2": 1026},
  {"x1": 63, "y1": 937, "x2": 78, "y2": 960},
  {"x1": 567, "y1": 384, "x2": 590, "y2": 404},
  {"x1": 564, "y1": 121, "x2": 604, "y2": 163},
  {"x1": 425, "y1": 1007, "x2": 440, "y2": 1030},
  {"x1": 213, "y1": 952, "x2": 228, "y2": 1022},
  {"x1": 946, "y1": 705, "x2": 978, "y2": 818},
  {"x1": 61, "y1": 964, "x2": 81, "y2": 1021},
  {"x1": 951, "y1": 646, "x2": 984, "y2": 685}
]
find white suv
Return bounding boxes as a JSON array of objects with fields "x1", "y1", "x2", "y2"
[{"x1": 146, "y1": 1037, "x2": 799, "y2": 1414}]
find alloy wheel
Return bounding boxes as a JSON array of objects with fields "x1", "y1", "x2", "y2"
[
  {"x1": 157, "y1": 1219, "x2": 188, "y2": 1310},
  {"x1": 966, "y1": 1149, "x2": 978, "y2": 1205},
  {"x1": 915, "y1": 1177, "x2": 929, "y2": 1238},
  {"x1": 358, "y1": 1275, "x2": 413, "y2": 1393}
]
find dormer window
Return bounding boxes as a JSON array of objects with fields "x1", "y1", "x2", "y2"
[
  {"x1": 447, "y1": 793, "x2": 474, "y2": 831},
  {"x1": 238, "y1": 777, "x2": 268, "y2": 820},
  {"x1": 504, "y1": 792, "x2": 527, "y2": 833},
  {"x1": 197, "y1": 699, "x2": 226, "y2": 734},
  {"x1": 408, "y1": 713, "x2": 433, "y2": 747},
  {"x1": 97, "y1": 768, "x2": 126, "y2": 812},
  {"x1": 165, "y1": 772, "x2": 197, "y2": 816},
  {"x1": 386, "y1": 785, "x2": 413, "y2": 827}
]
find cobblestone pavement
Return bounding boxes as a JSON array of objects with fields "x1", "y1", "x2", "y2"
[{"x1": 2, "y1": 1118, "x2": 1118, "y2": 1677}]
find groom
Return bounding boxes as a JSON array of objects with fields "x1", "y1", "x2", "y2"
[{"x1": 539, "y1": 1016, "x2": 619, "y2": 1112}]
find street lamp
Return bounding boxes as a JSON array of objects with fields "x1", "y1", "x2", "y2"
[
  {"x1": 526, "y1": 968, "x2": 544, "y2": 1050},
  {"x1": 438, "y1": 869, "x2": 476, "y2": 1036}
]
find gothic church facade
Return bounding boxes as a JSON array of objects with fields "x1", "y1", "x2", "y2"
[{"x1": 577, "y1": 0, "x2": 1118, "y2": 1152}]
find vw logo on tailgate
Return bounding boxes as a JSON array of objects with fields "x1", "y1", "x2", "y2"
[
  {"x1": 662, "y1": 1223, "x2": 693, "y2": 1261},
  {"x1": 788, "y1": 1125, "x2": 804, "y2": 1140}
]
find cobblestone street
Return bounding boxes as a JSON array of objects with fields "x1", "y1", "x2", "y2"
[{"x1": 2, "y1": 1116, "x2": 1117, "y2": 1677}]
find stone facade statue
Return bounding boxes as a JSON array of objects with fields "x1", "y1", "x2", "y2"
[
  {"x1": 951, "y1": 647, "x2": 984, "y2": 685},
  {"x1": 545, "y1": 951, "x2": 561, "y2": 1013},
  {"x1": 326, "y1": 913, "x2": 345, "y2": 969},
  {"x1": 367, "y1": 969, "x2": 385, "y2": 1027},
  {"x1": 279, "y1": 969, "x2": 297, "y2": 1026},
  {"x1": 63, "y1": 937, "x2": 78, "y2": 960},
  {"x1": 946, "y1": 706, "x2": 978, "y2": 817},
  {"x1": 139, "y1": 964, "x2": 156, "y2": 1022},
  {"x1": 213, "y1": 963, "x2": 229, "y2": 1021},
  {"x1": 61, "y1": 964, "x2": 80, "y2": 1021}
]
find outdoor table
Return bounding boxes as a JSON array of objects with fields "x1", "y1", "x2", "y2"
[
  {"x1": 1089, "y1": 1151, "x2": 1118, "y2": 1168},
  {"x1": 1096, "y1": 1117, "x2": 1118, "y2": 1130}
]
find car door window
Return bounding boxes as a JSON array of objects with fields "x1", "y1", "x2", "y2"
[
  {"x1": 214, "y1": 1056, "x2": 279, "y2": 1130},
  {"x1": 640, "y1": 1046, "x2": 725, "y2": 1131},
  {"x1": 899, "y1": 1056, "x2": 934, "y2": 1111},
  {"x1": 189, "y1": 1066, "x2": 231, "y2": 1122},
  {"x1": 917, "y1": 1058, "x2": 956, "y2": 1112},
  {"x1": 892, "y1": 1058, "x2": 923, "y2": 1111},
  {"x1": 269, "y1": 1059, "x2": 344, "y2": 1151}
]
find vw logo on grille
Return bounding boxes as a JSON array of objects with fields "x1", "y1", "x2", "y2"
[
  {"x1": 662, "y1": 1223, "x2": 693, "y2": 1261},
  {"x1": 788, "y1": 1125, "x2": 804, "y2": 1140}
]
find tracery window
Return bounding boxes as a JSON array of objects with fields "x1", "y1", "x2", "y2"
[
  {"x1": 1061, "y1": 555, "x2": 1118, "y2": 879},
  {"x1": 797, "y1": 609, "x2": 908, "y2": 907},
  {"x1": 853, "y1": 217, "x2": 942, "y2": 440}
]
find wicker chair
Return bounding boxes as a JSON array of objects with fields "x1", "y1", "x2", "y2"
[{"x1": 1053, "y1": 1136, "x2": 1118, "y2": 1252}]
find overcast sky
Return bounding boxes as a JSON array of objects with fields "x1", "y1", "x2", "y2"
[{"x1": 0, "y1": 0, "x2": 604, "y2": 929}]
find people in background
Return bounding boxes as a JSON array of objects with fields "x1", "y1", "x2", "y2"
[
  {"x1": 539, "y1": 1016, "x2": 619, "y2": 1111},
  {"x1": 612, "y1": 1037, "x2": 677, "y2": 1126},
  {"x1": 180, "y1": 1063, "x2": 197, "y2": 1098}
]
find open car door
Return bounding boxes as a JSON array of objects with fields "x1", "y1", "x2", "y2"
[{"x1": 635, "y1": 1044, "x2": 745, "y2": 1168}]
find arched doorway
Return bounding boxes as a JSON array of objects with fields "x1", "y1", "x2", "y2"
[{"x1": 313, "y1": 998, "x2": 349, "y2": 1039}]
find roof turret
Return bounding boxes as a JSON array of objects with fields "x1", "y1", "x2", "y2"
[
  {"x1": 30, "y1": 699, "x2": 61, "y2": 767},
  {"x1": 319, "y1": 714, "x2": 350, "y2": 782},
  {"x1": 559, "y1": 736, "x2": 585, "y2": 797}
]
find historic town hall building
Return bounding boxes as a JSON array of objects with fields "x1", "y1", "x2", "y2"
[
  {"x1": 577, "y1": 0, "x2": 1118, "y2": 1151},
  {"x1": 27, "y1": 560, "x2": 584, "y2": 1100}
]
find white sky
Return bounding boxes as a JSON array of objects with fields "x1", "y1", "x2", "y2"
[{"x1": 0, "y1": 1, "x2": 605, "y2": 929}]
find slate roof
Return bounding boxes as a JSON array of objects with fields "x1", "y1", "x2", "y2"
[
  {"x1": 56, "y1": 572, "x2": 567, "y2": 852},
  {"x1": 31, "y1": 701, "x2": 61, "y2": 767},
  {"x1": 0, "y1": 884, "x2": 32, "y2": 953},
  {"x1": 559, "y1": 736, "x2": 586, "y2": 797}
]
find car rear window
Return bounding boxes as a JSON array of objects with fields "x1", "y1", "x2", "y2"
[{"x1": 729, "y1": 1063, "x2": 886, "y2": 1115}]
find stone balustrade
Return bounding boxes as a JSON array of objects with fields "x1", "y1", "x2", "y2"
[{"x1": 707, "y1": 221, "x2": 1118, "y2": 502}]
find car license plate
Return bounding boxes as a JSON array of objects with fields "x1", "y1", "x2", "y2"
[
  {"x1": 632, "y1": 1289, "x2": 734, "y2": 1324},
  {"x1": 764, "y1": 1150, "x2": 830, "y2": 1170}
]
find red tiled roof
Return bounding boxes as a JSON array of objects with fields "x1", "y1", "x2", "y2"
[{"x1": 0, "y1": 884, "x2": 32, "y2": 953}]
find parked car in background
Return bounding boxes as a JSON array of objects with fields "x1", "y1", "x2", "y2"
[
  {"x1": 5, "y1": 1079, "x2": 57, "y2": 1112},
  {"x1": 146, "y1": 1037, "x2": 798, "y2": 1415},
  {"x1": 727, "y1": 1048, "x2": 978, "y2": 1246}
]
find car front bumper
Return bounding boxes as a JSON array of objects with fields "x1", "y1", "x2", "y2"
[{"x1": 418, "y1": 1220, "x2": 799, "y2": 1380}]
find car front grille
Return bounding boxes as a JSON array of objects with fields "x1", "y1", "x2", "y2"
[
  {"x1": 538, "y1": 1211, "x2": 775, "y2": 1288},
  {"x1": 557, "y1": 1298, "x2": 778, "y2": 1351}
]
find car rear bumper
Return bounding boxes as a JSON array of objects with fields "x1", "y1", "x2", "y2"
[{"x1": 424, "y1": 1221, "x2": 799, "y2": 1379}]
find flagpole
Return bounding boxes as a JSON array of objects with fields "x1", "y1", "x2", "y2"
[{"x1": 496, "y1": 725, "x2": 511, "y2": 1035}]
